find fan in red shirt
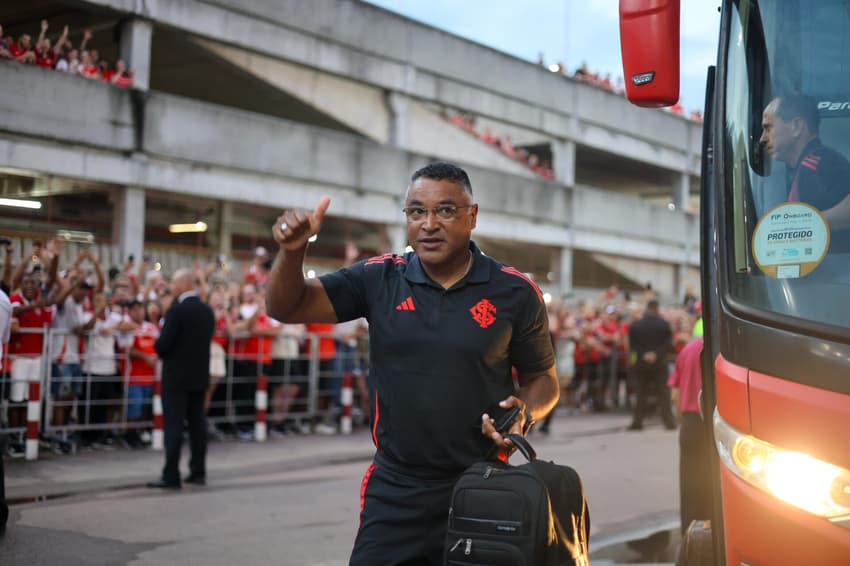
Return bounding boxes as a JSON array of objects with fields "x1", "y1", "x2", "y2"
[
  {"x1": 245, "y1": 247, "x2": 270, "y2": 287},
  {"x1": 96, "y1": 60, "x2": 110, "y2": 81},
  {"x1": 119, "y1": 300, "x2": 158, "y2": 446},
  {"x1": 110, "y1": 60, "x2": 134, "y2": 88},
  {"x1": 205, "y1": 290, "x2": 232, "y2": 416},
  {"x1": 573, "y1": 309, "x2": 602, "y2": 410},
  {"x1": 303, "y1": 321, "x2": 340, "y2": 434},
  {"x1": 597, "y1": 306, "x2": 623, "y2": 408},
  {"x1": 78, "y1": 50, "x2": 98, "y2": 78},
  {"x1": 9, "y1": 34, "x2": 35, "y2": 64},
  {"x1": 234, "y1": 285, "x2": 278, "y2": 369},
  {"x1": 616, "y1": 316, "x2": 632, "y2": 404},
  {"x1": 34, "y1": 43, "x2": 56, "y2": 68},
  {"x1": 8, "y1": 273, "x2": 52, "y2": 432},
  {"x1": 0, "y1": 24, "x2": 12, "y2": 59},
  {"x1": 33, "y1": 20, "x2": 68, "y2": 69},
  {"x1": 112, "y1": 71, "x2": 134, "y2": 88},
  {"x1": 231, "y1": 285, "x2": 280, "y2": 436}
]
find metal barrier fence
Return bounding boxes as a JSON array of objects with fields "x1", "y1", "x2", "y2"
[{"x1": 1, "y1": 327, "x2": 370, "y2": 461}]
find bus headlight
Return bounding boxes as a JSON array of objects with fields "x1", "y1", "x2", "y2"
[{"x1": 714, "y1": 410, "x2": 850, "y2": 520}]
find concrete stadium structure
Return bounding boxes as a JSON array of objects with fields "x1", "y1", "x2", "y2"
[{"x1": 0, "y1": 0, "x2": 701, "y2": 301}]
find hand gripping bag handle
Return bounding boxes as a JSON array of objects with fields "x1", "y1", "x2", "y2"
[{"x1": 504, "y1": 433, "x2": 537, "y2": 462}]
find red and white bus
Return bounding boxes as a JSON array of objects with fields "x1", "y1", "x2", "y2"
[{"x1": 621, "y1": 1, "x2": 850, "y2": 564}]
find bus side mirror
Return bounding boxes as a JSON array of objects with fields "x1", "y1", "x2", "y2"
[{"x1": 619, "y1": 0, "x2": 680, "y2": 108}]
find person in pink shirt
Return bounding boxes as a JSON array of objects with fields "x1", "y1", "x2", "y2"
[{"x1": 667, "y1": 336, "x2": 710, "y2": 536}]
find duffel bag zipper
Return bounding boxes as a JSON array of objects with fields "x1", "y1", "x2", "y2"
[{"x1": 448, "y1": 537, "x2": 473, "y2": 556}]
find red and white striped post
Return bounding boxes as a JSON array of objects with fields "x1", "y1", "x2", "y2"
[
  {"x1": 151, "y1": 373, "x2": 164, "y2": 450},
  {"x1": 255, "y1": 375, "x2": 268, "y2": 442},
  {"x1": 25, "y1": 379, "x2": 41, "y2": 460},
  {"x1": 340, "y1": 374, "x2": 353, "y2": 435}
]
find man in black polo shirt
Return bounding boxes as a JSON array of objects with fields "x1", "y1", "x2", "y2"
[
  {"x1": 267, "y1": 162, "x2": 559, "y2": 565},
  {"x1": 627, "y1": 300, "x2": 675, "y2": 431},
  {"x1": 760, "y1": 95, "x2": 850, "y2": 256}
]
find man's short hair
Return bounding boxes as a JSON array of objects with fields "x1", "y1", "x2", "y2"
[
  {"x1": 647, "y1": 299, "x2": 660, "y2": 311},
  {"x1": 775, "y1": 95, "x2": 820, "y2": 134},
  {"x1": 410, "y1": 162, "x2": 473, "y2": 196}
]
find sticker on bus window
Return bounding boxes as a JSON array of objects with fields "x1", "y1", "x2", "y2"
[{"x1": 752, "y1": 202, "x2": 830, "y2": 278}]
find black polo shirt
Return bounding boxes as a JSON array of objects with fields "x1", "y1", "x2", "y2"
[
  {"x1": 320, "y1": 241, "x2": 554, "y2": 476},
  {"x1": 788, "y1": 137, "x2": 850, "y2": 253}
]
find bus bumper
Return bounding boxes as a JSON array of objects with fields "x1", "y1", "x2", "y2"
[{"x1": 720, "y1": 466, "x2": 850, "y2": 566}]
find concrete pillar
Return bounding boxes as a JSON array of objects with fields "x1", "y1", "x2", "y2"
[
  {"x1": 551, "y1": 140, "x2": 576, "y2": 186},
  {"x1": 386, "y1": 224, "x2": 408, "y2": 254},
  {"x1": 675, "y1": 240, "x2": 695, "y2": 304},
  {"x1": 674, "y1": 172, "x2": 690, "y2": 212},
  {"x1": 554, "y1": 246, "x2": 573, "y2": 298},
  {"x1": 386, "y1": 91, "x2": 410, "y2": 149},
  {"x1": 218, "y1": 201, "x2": 233, "y2": 257},
  {"x1": 120, "y1": 18, "x2": 153, "y2": 90},
  {"x1": 116, "y1": 187, "x2": 145, "y2": 265},
  {"x1": 676, "y1": 261, "x2": 689, "y2": 304}
]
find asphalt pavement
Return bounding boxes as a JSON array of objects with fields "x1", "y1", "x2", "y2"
[{"x1": 1, "y1": 410, "x2": 680, "y2": 565}]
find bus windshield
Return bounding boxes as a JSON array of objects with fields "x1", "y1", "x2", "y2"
[{"x1": 724, "y1": 0, "x2": 850, "y2": 331}]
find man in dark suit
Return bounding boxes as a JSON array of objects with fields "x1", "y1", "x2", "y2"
[
  {"x1": 147, "y1": 269, "x2": 215, "y2": 489},
  {"x1": 627, "y1": 300, "x2": 676, "y2": 431}
]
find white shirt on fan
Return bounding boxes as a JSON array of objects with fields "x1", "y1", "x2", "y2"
[
  {"x1": 50, "y1": 296, "x2": 85, "y2": 364},
  {"x1": 83, "y1": 311, "x2": 123, "y2": 376}
]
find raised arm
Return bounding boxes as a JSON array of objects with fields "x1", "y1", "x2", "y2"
[
  {"x1": 80, "y1": 28, "x2": 92, "y2": 53},
  {"x1": 49, "y1": 275, "x2": 74, "y2": 308},
  {"x1": 37, "y1": 20, "x2": 48, "y2": 48},
  {"x1": 90, "y1": 251, "x2": 105, "y2": 293},
  {"x1": 54, "y1": 25, "x2": 69, "y2": 53},
  {"x1": 80, "y1": 296, "x2": 107, "y2": 333},
  {"x1": 11, "y1": 252, "x2": 32, "y2": 291},
  {"x1": 266, "y1": 196, "x2": 338, "y2": 323},
  {"x1": 43, "y1": 241, "x2": 62, "y2": 291}
]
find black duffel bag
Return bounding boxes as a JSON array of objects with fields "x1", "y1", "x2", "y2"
[{"x1": 444, "y1": 434, "x2": 590, "y2": 565}]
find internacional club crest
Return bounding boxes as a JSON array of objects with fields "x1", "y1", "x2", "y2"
[{"x1": 470, "y1": 298, "x2": 497, "y2": 329}]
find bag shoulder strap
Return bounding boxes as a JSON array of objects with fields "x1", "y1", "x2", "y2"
[{"x1": 504, "y1": 433, "x2": 537, "y2": 462}]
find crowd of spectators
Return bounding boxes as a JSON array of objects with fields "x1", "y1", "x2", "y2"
[
  {"x1": 539, "y1": 283, "x2": 701, "y2": 432},
  {"x1": 0, "y1": 236, "x2": 369, "y2": 457},
  {"x1": 0, "y1": 20, "x2": 134, "y2": 87},
  {"x1": 447, "y1": 61, "x2": 704, "y2": 179},
  {"x1": 448, "y1": 112, "x2": 555, "y2": 181},
  {"x1": 1, "y1": 232, "x2": 700, "y2": 457},
  {"x1": 538, "y1": 56, "x2": 704, "y2": 123},
  {"x1": 571, "y1": 61, "x2": 625, "y2": 95}
]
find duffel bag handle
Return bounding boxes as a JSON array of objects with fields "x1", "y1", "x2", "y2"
[{"x1": 504, "y1": 433, "x2": 537, "y2": 462}]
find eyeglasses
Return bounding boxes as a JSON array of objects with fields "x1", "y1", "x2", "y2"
[{"x1": 402, "y1": 205, "x2": 473, "y2": 221}]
